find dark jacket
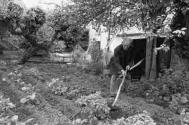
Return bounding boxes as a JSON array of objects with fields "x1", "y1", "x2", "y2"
[{"x1": 109, "y1": 44, "x2": 136, "y2": 74}]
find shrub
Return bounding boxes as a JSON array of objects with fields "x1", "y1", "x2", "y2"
[
  {"x1": 111, "y1": 111, "x2": 156, "y2": 125},
  {"x1": 86, "y1": 40, "x2": 104, "y2": 75}
]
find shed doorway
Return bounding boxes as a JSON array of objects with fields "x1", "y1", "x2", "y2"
[{"x1": 124, "y1": 36, "x2": 171, "y2": 81}]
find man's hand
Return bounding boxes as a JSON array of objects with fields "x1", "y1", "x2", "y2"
[
  {"x1": 126, "y1": 65, "x2": 131, "y2": 70},
  {"x1": 121, "y1": 70, "x2": 126, "y2": 76},
  {"x1": 154, "y1": 44, "x2": 170, "y2": 55}
]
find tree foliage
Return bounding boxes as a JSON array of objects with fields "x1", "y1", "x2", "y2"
[
  {"x1": 70, "y1": 0, "x2": 172, "y2": 33},
  {"x1": 0, "y1": 0, "x2": 50, "y2": 51},
  {"x1": 0, "y1": 0, "x2": 12, "y2": 20},
  {"x1": 70, "y1": 0, "x2": 189, "y2": 35},
  {"x1": 7, "y1": 7, "x2": 47, "y2": 50},
  {"x1": 48, "y1": 5, "x2": 89, "y2": 50},
  {"x1": 0, "y1": 0, "x2": 23, "y2": 24},
  {"x1": 163, "y1": 0, "x2": 189, "y2": 58},
  {"x1": 70, "y1": 0, "x2": 189, "y2": 59}
]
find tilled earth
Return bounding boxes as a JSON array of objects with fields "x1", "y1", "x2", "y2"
[{"x1": 0, "y1": 61, "x2": 183, "y2": 125}]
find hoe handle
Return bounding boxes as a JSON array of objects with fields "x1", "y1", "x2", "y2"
[
  {"x1": 112, "y1": 59, "x2": 144, "y2": 106},
  {"x1": 112, "y1": 69, "x2": 127, "y2": 106}
]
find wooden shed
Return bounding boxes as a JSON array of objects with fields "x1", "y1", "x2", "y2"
[{"x1": 116, "y1": 33, "x2": 171, "y2": 80}]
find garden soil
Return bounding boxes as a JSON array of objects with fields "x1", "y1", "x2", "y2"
[{"x1": 0, "y1": 61, "x2": 181, "y2": 125}]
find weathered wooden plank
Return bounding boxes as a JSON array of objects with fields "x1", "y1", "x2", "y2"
[
  {"x1": 1, "y1": 51, "x2": 73, "y2": 63},
  {"x1": 50, "y1": 52, "x2": 73, "y2": 63},
  {"x1": 27, "y1": 60, "x2": 68, "y2": 64},
  {"x1": 145, "y1": 36, "x2": 153, "y2": 79},
  {"x1": 185, "y1": 10, "x2": 189, "y2": 40},
  {"x1": 50, "y1": 53, "x2": 73, "y2": 58},
  {"x1": 29, "y1": 57, "x2": 73, "y2": 63},
  {"x1": 149, "y1": 37, "x2": 157, "y2": 80},
  {"x1": 117, "y1": 32, "x2": 167, "y2": 40},
  {"x1": 64, "y1": 57, "x2": 73, "y2": 62}
]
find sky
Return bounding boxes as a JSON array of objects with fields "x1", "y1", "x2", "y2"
[{"x1": 22, "y1": 0, "x2": 72, "y2": 11}]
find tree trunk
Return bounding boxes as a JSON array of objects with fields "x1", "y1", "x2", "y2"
[{"x1": 103, "y1": 27, "x2": 111, "y2": 66}]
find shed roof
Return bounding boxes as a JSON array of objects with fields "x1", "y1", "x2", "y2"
[{"x1": 117, "y1": 33, "x2": 167, "y2": 39}]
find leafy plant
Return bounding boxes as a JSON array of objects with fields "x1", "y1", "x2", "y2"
[
  {"x1": 169, "y1": 93, "x2": 189, "y2": 114},
  {"x1": 112, "y1": 111, "x2": 156, "y2": 125},
  {"x1": 0, "y1": 94, "x2": 17, "y2": 124},
  {"x1": 180, "y1": 108, "x2": 189, "y2": 125},
  {"x1": 0, "y1": 95, "x2": 15, "y2": 114},
  {"x1": 70, "y1": 111, "x2": 156, "y2": 125},
  {"x1": 136, "y1": 69, "x2": 189, "y2": 114},
  {"x1": 48, "y1": 78, "x2": 69, "y2": 96},
  {"x1": 76, "y1": 91, "x2": 110, "y2": 120},
  {"x1": 51, "y1": 84, "x2": 69, "y2": 96}
]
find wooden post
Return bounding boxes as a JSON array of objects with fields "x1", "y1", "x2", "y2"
[
  {"x1": 149, "y1": 36, "x2": 157, "y2": 80},
  {"x1": 185, "y1": 10, "x2": 189, "y2": 41},
  {"x1": 145, "y1": 36, "x2": 153, "y2": 79},
  {"x1": 145, "y1": 35, "x2": 158, "y2": 80}
]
